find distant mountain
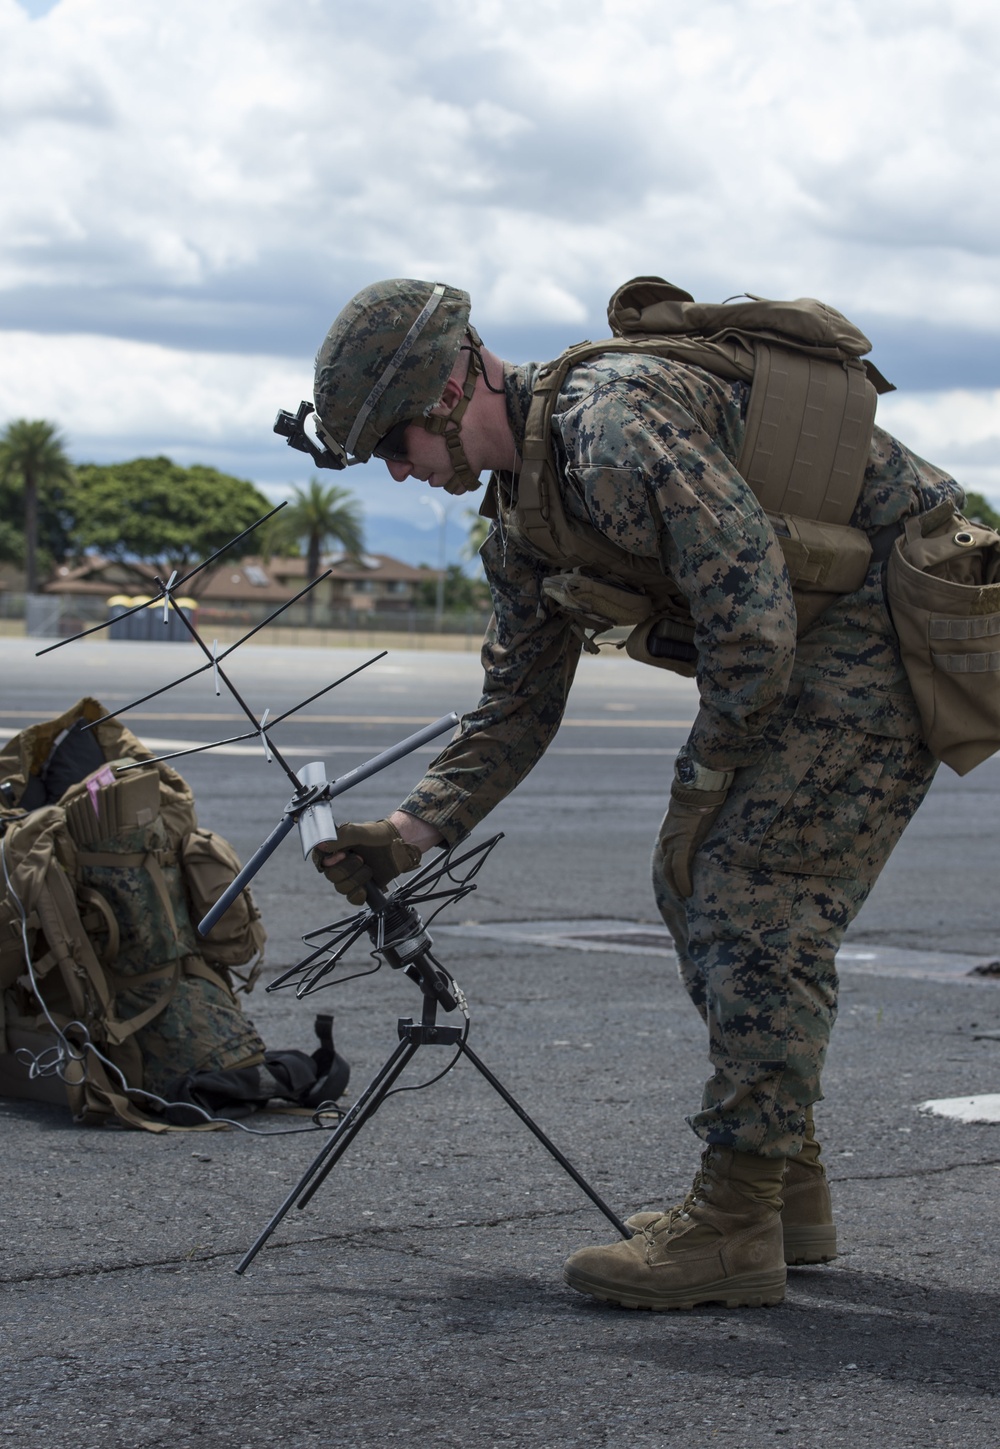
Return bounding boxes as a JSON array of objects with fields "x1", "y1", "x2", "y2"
[{"x1": 362, "y1": 511, "x2": 481, "y2": 573}]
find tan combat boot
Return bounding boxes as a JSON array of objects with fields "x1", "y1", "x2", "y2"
[
  {"x1": 563, "y1": 1147, "x2": 786, "y2": 1311},
  {"x1": 627, "y1": 1111, "x2": 838, "y2": 1267},
  {"x1": 781, "y1": 1108, "x2": 837, "y2": 1265}
]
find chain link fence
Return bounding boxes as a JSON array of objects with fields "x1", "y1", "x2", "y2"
[{"x1": 0, "y1": 592, "x2": 494, "y2": 643}]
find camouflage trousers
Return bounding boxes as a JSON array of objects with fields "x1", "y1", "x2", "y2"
[{"x1": 651, "y1": 577, "x2": 939, "y2": 1157}]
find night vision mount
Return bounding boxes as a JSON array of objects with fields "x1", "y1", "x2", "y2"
[
  {"x1": 38, "y1": 504, "x2": 631, "y2": 1274},
  {"x1": 274, "y1": 400, "x2": 351, "y2": 471}
]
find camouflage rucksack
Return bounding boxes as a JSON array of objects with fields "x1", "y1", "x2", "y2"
[{"x1": 0, "y1": 699, "x2": 267, "y2": 1130}]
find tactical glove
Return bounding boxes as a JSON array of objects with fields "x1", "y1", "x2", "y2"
[
  {"x1": 314, "y1": 819, "x2": 422, "y2": 906},
  {"x1": 658, "y1": 783, "x2": 729, "y2": 899}
]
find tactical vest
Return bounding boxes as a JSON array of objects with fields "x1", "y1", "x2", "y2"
[{"x1": 488, "y1": 277, "x2": 895, "y2": 674}]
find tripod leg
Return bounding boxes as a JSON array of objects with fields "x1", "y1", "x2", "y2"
[
  {"x1": 457, "y1": 1041, "x2": 633, "y2": 1240},
  {"x1": 294, "y1": 1036, "x2": 417, "y2": 1210},
  {"x1": 235, "y1": 1035, "x2": 420, "y2": 1274}
]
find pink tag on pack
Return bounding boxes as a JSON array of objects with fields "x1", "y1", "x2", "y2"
[{"x1": 86, "y1": 765, "x2": 116, "y2": 816}]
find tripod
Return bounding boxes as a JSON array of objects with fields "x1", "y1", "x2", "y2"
[{"x1": 236, "y1": 881, "x2": 633, "y2": 1275}]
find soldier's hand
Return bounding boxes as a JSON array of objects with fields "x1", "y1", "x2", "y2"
[
  {"x1": 658, "y1": 784, "x2": 729, "y2": 899},
  {"x1": 314, "y1": 819, "x2": 423, "y2": 905}
]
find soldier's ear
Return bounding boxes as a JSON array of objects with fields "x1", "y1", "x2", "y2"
[{"x1": 427, "y1": 375, "x2": 467, "y2": 417}]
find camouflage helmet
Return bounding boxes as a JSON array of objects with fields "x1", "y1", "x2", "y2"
[{"x1": 313, "y1": 279, "x2": 471, "y2": 466}]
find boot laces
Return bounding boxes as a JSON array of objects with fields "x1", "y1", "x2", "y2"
[{"x1": 644, "y1": 1164, "x2": 709, "y2": 1240}]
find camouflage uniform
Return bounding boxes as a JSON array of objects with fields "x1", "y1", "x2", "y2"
[{"x1": 400, "y1": 353, "x2": 961, "y2": 1157}]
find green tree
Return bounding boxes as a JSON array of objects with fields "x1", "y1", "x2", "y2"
[
  {"x1": 462, "y1": 509, "x2": 491, "y2": 569},
  {"x1": 72, "y1": 458, "x2": 273, "y2": 573},
  {"x1": 416, "y1": 563, "x2": 491, "y2": 614},
  {"x1": 281, "y1": 480, "x2": 364, "y2": 585},
  {"x1": 0, "y1": 419, "x2": 75, "y2": 592},
  {"x1": 0, "y1": 516, "x2": 23, "y2": 567},
  {"x1": 254, "y1": 507, "x2": 300, "y2": 567},
  {"x1": 964, "y1": 491, "x2": 1000, "y2": 530}
]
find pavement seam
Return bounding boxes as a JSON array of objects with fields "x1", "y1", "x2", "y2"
[
  {"x1": 828, "y1": 1154, "x2": 1000, "y2": 1183},
  {"x1": 7, "y1": 1155, "x2": 1000, "y2": 1285},
  {"x1": 0, "y1": 1203, "x2": 577, "y2": 1286}
]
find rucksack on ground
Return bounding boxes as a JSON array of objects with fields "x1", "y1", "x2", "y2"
[{"x1": 0, "y1": 698, "x2": 346, "y2": 1128}]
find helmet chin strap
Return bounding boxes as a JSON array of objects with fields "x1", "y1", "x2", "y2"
[{"x1": 420, "y1": 330, "x2": 485, "y2": 496}]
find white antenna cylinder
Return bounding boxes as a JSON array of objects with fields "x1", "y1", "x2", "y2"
[{"x1": 296, "y1": 761, "x2": 338, "y2": 860}]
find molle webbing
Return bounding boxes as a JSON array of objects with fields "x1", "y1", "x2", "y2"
[
  {"x1": 516, "y1": 333, "x2": 880, "y2": 565},
  {"x1": 737, "y1": 343, "x2": 877, "y2": 526}
]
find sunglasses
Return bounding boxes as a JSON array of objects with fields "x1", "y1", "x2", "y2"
[{"x1": 372, "y1": 419, "x2": 412, "y2": 463}]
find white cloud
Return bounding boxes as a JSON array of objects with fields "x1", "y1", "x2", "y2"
[
  {"x1": 1, "y1": 330, "x2": 997, "y2": 521},
  {"x1": 482, "y1": 272, "x2": 588, "y2": 325},
  {"x1": 1, "y1": 0, "x2": 1000, "y2": 529},
  {"x1": 877, "y1": 388, "x2": 1000, "y2": 497},
  {"x1": 1, "y1": 0, "x2": 999, "y2": 341},
  {"x1": 0, "y1": 330, "x2": 310, "y2": 446}
]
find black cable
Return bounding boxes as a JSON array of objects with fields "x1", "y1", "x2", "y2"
[
  {"x1": 460, "y1": 337, "x2": 505, "y2": 394},
  {"x1": 381, "y1": 1014, "x2": 470, "y2": 1101},
  {"x1": 296, "y1": 955, "x2": 383, "y2": 998}
]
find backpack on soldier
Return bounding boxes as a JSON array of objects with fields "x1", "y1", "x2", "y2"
[
  {"x1": 494, "y1": 275, "x2": 1000, "y2": 772},
  {"x1": 0, "y1": 698, "x2": 269, "y2": 1129},
  {"x1": 497, "y1": 275, "x2": 894, "y2": 671}
]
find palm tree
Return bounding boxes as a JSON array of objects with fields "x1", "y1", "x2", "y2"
[
  {"x1": 0, "y1": 419, "x2": 75, "y2": 594},
  {"x1": 284, "y1": 480, "x2": 364, "y2": 579},
  {"x1": 282, "y1": 480, "x2": 364, "y2": 620},
  {"x1": 254, "y1": 507, "x2": 299, "y2": 568},
  {"x1": 462, "y1": 510, "x2": 491, "y2": 565}
]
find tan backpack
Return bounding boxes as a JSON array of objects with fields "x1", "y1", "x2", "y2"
[
  {"x1": 495, "y1": 276, "x2": 892, "y2": 670},
  {"x1": 0, "y1": 699, "x2": 267, "y2": 1128}
]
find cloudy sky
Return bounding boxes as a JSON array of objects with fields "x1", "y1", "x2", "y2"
[{"x1": 1, "y1": 0, "x2": 998, "y2": 561}]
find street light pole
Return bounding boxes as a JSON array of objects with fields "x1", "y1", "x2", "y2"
[{"x1": 421, "y1": 496, "x2": 449, "y2": 633}]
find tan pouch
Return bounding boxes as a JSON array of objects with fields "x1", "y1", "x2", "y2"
[
  {"x1": 772, "y1": 513, "x2": 873, "y2": 633},
  {"x1": 887, "y1": 506, "x2": 1000, "y2": 774},
  {"x1": 541, "y1": 570, "x2": 652, "y2": 630},
  {"x1": 180, "y1": 828, "x2": 266, "y2": 983}
]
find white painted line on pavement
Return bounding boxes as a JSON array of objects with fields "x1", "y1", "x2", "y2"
[
  {"x1": 0, "y1": 710, "x2": 695, "y2": 728},
  {"x1": 0, "y1": 730, "x2": 678, "y2": 759},
  {"x1": 919, "y1": 1094, "x2": 1000, "y2": 1124},
  {"x1": 434, "y1": 918, "x2": 1000, "y2": 983}
]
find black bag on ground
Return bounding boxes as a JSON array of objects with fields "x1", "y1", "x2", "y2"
[{"x1": 164, "y1": 1015, "x2": 350, "y2": 1124}]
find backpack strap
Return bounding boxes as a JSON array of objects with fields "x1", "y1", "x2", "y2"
[
  {"x1": 183, "y1": 954, "x2": 242, "y2": 1000},
  {"x1": 76, "y1": 847, "x2": 182, "y2": 943},
  {"x1": 64, "y1": 1045, "x2": 226, "y2": 1132},
  {"x1": 517, "y1": 339, "x2": 697, "y2": 588}
]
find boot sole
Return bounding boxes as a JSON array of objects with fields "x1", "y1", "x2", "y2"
[
  {"x1": 563, "y1": 1264, "x2": 786, "y2": 1312},
  {"x1": 782, "y1": 1223, "x2": 838, "y2": 1266}
]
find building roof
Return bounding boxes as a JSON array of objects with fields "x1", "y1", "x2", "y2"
[
  {"x1": 43, "y1": 553, "x2": 439, "y2": 602},
  {"x1": 269, "y1": 553, "x2": 438, "y2": 584},
  {"x1": 45, "y1": 559, "x2": 157, "y2": 597}
]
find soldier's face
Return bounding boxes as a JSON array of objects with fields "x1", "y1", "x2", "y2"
[{"x1": 383, "y1": 423, "x2": 456, "y2": 490}]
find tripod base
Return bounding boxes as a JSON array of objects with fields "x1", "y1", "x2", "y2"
[{"x1": 236, "y1": 1006, "x2": 632, "y2": 1275}]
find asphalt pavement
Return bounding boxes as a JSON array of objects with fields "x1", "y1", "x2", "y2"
[{"x1": 2, "y1": 635, "x2": 1000, "y2": 1449}]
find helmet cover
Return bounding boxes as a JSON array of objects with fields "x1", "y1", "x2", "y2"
[{"x1": 313, "y1": 279, "x2": 471, "y2": 464}]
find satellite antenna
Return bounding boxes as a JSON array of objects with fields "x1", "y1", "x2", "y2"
[{"x1": 39, "y1": 501, "x2": 631, "y2": 1270}]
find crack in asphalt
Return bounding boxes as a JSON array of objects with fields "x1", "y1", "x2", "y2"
[
  {"x1": 6, "y1": 1157, "x2": 1000, "y2": 1287},
  {"x1": 829, "y1": 1155, "x2": 1000, "y2": 1183},
  {"x1": 0, "y1": 1204, "x2": 575, "y2": 1285}
]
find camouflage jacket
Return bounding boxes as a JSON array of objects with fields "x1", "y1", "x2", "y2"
[{"x1": 399, "y1": 352, "x2": 963, "y2": 843}]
